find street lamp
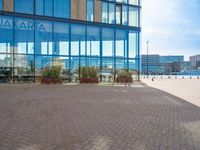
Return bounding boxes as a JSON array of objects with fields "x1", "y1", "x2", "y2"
[{"x1": 146, "y1": 40, "x2": 149, "y2": 78}]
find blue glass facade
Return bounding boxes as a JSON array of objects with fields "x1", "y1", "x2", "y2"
[{"x1": 0, "y1": 0, "x2": 141, "y2": 83}]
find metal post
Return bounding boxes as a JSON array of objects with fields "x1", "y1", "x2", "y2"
[{"x1": 146, "y1": 41, "x2": 149, "y2": 78}]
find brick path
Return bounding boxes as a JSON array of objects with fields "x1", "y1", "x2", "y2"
[{"x1": 0, "y1": 84, "x2": 200, "y2": 150}]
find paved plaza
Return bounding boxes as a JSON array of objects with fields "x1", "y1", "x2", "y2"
[
  {"x1": 0, "y1": 83, "x2": 200, "y2": 150},
  {"x1": 142, "y1": 77, "x2": 200, "y2": 107}
]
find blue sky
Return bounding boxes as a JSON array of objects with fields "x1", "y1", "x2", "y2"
[{"x1": 142, "y1": 0, "x2": 200, "y2": 60}]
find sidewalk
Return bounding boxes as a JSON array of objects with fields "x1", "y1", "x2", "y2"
[{"x1": 142, "y1": 78, "x2": 200, "y2": 107}]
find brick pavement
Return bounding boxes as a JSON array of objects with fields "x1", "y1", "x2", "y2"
[{"x1": 0, "y1": 83, "x2": 200, "y2": 150}]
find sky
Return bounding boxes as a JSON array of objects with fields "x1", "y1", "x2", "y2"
[{"x1": 142, "y1": 0, "x2": 200, "y2": 60}]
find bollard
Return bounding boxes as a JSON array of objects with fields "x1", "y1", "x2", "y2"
[
  {"x1": 197, "y1": 76, "x2": 199, "y2": 79},
  {"x1": 152, "y1": 77, "x2": 154, "y2": 82},
  {"x1": 182, "y1": 76, "x2": 184, "y2": 79},
  {"x1": 190, "y1": 76, "x2": 192, "y2": 79}
]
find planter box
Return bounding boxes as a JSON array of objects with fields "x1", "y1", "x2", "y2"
[
  {"x1": 80, "y1": 78, "x2": 99, "y2": 83},
  {"x1": 116, "y1": 77, "x2": 133, "y2": 83},
  {"x1": 41, "y1": 78, "x2": 62, "y2": 84}
]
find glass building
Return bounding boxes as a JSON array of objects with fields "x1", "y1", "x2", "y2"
[{"x1": 0, "y1": 0, "x2": 141, "y2": 83}]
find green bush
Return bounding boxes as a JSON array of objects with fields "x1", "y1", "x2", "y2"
[
  {"x1": 80, "y1": 66, "x2": 98, "y2": 78},
  {"x1": 42, "y1": 66, "x2": 61, "y2": 78},
  {"x1": 117, "y1": 70, "x2": 132, "y2": 78}
]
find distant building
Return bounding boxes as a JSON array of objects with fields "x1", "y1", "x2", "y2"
[
  {"x1": 190, "y1": 55, "x2": 200, "y2": 70},
  {"x1": 141, "y1": 55, "x2": 160, "y2": 74},
  {"x1": 141, "y1": 55, "x2": 188, "y2": 75},
  {"x1": 160, "y1": 56, "x2": 184, "y2": 63}
]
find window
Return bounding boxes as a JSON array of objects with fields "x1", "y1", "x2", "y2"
[
  {"x1": 129, "y1": 0, "x2": 139, "y2": 5},
  {"x1": 129, "y1": 6, "x2": 139, "y2": 27},
  {"x1": 87, "y1": 26, "x2": 100, "y2": 57},
  {"x1": 102, "y1": 2, "x2": 108, "y2": 23},
  {"x1": 0, "y1": 0, "x2": 2, "y2": 10},
  {"x1": 116, "y1": 0, "x2": 127, "y2": 3},
  {"x1": 54, "y1": 0, "x2": 70, "y2": 18},
  {"x1": 87, "y1": 0, "x2": 94, "y2": 21},
  {"x1": 71, "y1": 24, "x2": 86, "y2": 56},
  {"x1": 102, "y1": 28, "x2": 114, "y2": 57},
  {"x1": 36, "y1": 0, "x2": 53, "y2": 16},
  {"x1": 35, "y1": 20, "x2": 53, "y2": 55},
  {"x1": 116, "y1": 5, "x2": 122, "y2": 24},
  {"x1": 128, "y1": 31, "x2": 138, "y2": 58},
  {"x1": 14, "y1": 18, "x2": 34, "y2": 54},
  {"x1": 109, "y1": 3, "x2": 115, "y2": 24},
  {"x1": 122, "y1": 5, "x2": 128, "y2": 25},
  {"x1": 15, "y1": 0, "x2": 34, "y2": 14},
  {"x1": 0, "y1": 16, "x2": 13, "y2": 53},
  {"x1": 54, "y1": 22, "x2": 69, "y2": 55}
]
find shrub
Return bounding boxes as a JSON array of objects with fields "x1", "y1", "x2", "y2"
[
  {"x1": 116, "y1": 70, "x2": 133, "y2": 83},
  {"x1": 80, "y1": 66, "x2": 98, "y2": 79},
  {"x1": 42, "y1": 66, "x2": 61, "y2": 78},
  {"x1": 41, "y1": 66, "x2": 62, "y2": 84},
  {"x1": 80, "y1": 66, "x2": 99, "y2": 83}
]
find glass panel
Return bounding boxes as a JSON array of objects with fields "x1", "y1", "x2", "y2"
[
  {"x1": 71, "y1": 24, "x2": 86, "y2": 56},
  {"x1": 128, "y1": 31, "x2": 138, "y2": 58},
  {"x1": 129, "y1": 0, "x2": 139, "y2": 5},
  {"x1": 35, "y1": 56, "x2": 52, "y2": 76},
  {"x1": 14, "y1": 55, "x2": 34, "y2": 79},
  {"x1": 109, "y1": 3, "x2": 115, "y2": 24},
  {"x1": 102, "y1": 2, "x2": 108, "y2": 23},
  {"x1": 116, "y1": 0, "x2": 127, "y2": 3},
  {"x1": 54, "y1": 0, "x2": 70, "y2": 18},
  {"x1": 102, "y1": 28, "x2": 114, "y2": 57},
  {"x1": 36, "y1": 0, "x2": 44, "y2": 15},
  {"x1": 116, "y1": 29, "x2": 127, "y2": 58},
  {"x1": 129, "y1": 6, "x2": 139, "y2": 27},
  {"x1": 14, "y1": 18, "x2": 34, "y2": 54},
  {"x1": 116, "y1": 58, "x2": 125, "y2": 70},
  {"x1": 0, "y1": 54, "x2": 13, "y2": 82},
  {"x1": 15, "y1": 0, "x2": 34, "y2": 14},
  {"x1": 71, "y1": 56, "x2": 79, "y2": 81},
  {"x1": 129, "y1": 59, "x2": 139, "y2": 80},
  {"x1": 35, "y1": 20, "x2": 53, "y2": 55},
  {"x1": 116, "y1": 5, "x2": 121, "y2": 24},
  {"x1": 0, "y1": 16, "x2": 13, "y2": 53},
  {"x1": 87, "y1": 26, "x2": 100, "y2": 57},
  {"x1": 45, "y1": 0, "x2": 53, "y2": 16},
  {"x1": 122, "y1": 5, "x2": 128, "y2": 25},
  {"x1": 87, "y1": 0, "x2": 94, "y2": 21},
  {"x1": 54, "y1": 22, "x2": 69, "y2": 55},
  {"x1": 0, "y1": 0, "x2": 2, "y2": 10}
]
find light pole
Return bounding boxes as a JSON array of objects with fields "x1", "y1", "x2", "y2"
[{"x1": 146, "y1": 40, "x2": 149, "y2": 78}]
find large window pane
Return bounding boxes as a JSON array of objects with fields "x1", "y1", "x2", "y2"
[
  {"x1": 45, "y1": 0, "x2": 53, "y2": 16},
  {"x1": 36, "y1": 0, "x2": 44, "y2": 15},
  {"x1": 0, "y1": 54, "x2": 13, "y2": 81},
  {"x1": 116, "y1": 30, "x2": 127, "y2": 58},
  {"x1": 129, "y1": 6, "x2": 139, "y2": 27},
  {"x1": 129, "y1": 0, "x2": 139, "y2": 5},
  {"x1": 129, "y1": 31, "x2": 138, "y2": 58},
  {"x1": 14, "y1": 55, "x2": 34, "y2": 77},
  {"x1": 35, "y1": 20, "x2": 53, "y2": 55},
  {"x1": 54, "y1": 0, "x2": 70, "y2": 18},
  {"x1": 102, "y1": 2, "x2": 108, "y2": 23},
  {"x1": 87, "y1": 0, "x2": 94, "y2": 21},
  {"x1": 116, "y1": 5, "x2": 122, "y2": 24},
  {"x1": 0, "y1": 0, "x2": 2, "y2": 10},
  {"x1": 116, "y1": 0, "x2": 127, "y2": 3},
  {"x1": 122, "y1": 5, "x2": 128, "y2": 25},
  {"x1": 87, "y1": 26, "x2": 100, "y2": 57},
  {"x1": 54, "y1": 23, "x2": 69, "y2": 56},
  {"x1": 71, "y1": 24, "x2": 86, "y2": 56},
  {"x1": 35, "y1": 56, "x2": 52, "y2": 76},
  {"x1": 109, "y1": 3, "x2": 115, "y2": 24},
  {"x1": 15, "y1": 0, "x2": 34, "y2": 14},
  {"x1": 0, "y1": 16, "x2": 13, "y2": 53},
  {"x1": 14, "y1": 18, "x2": 34, "y2": 54},
  {"x1": 102, "y1": 28, "x2": 114, "y2": 57}
]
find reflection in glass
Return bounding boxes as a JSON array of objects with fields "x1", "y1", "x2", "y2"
[{"x1": 15, "y1": 0, "x2": 34, "y2": 14}]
